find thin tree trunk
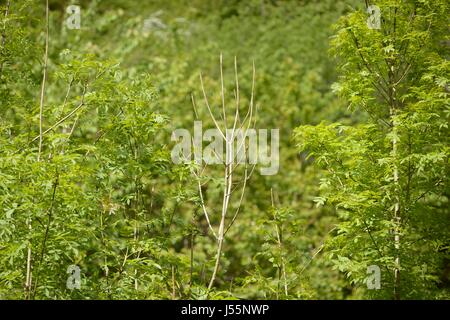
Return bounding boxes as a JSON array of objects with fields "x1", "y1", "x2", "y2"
[
  {"x1": 26, "y1": 0, "x2": 49, "y2": 300},
  {"x1": 208, "y1": 216, "x2": 225, "y2": 291},
  {"x1": 389, "y1": 60, "x2": 401, "y2": 300},
  {"x1": 208, "y1": 135, "x2": 235, "y2": 290},
  {"x1": 392, "y1": 8, "x2": 401, "y2": 300},
  {"x1": 38, "y1": 0, "x2": 49, "y2": 160},
  {"x1": 391, "y1": 106, "x2": 401, "y2": 300}
]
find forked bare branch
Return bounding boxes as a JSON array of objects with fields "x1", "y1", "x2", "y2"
[{"x1": 193, "y1": 56, "x2": 258, "y2": 292}]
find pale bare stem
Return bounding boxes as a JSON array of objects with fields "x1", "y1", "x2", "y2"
[
  {"x1": 67, "y1": 114, "x2": 79, "y2": 138},
  {"x1": 243, "y1": 103, "x2": 259, "y2": 181},
  {"x1": 230, "y1": 153, "x2": 256, "y2": 193},
  {"x1": 232, "y1": 63, "x2": 257, "y2": 172},
  {"x1": 206, "y1": 160, "x2": 231, "y2": 291},
  {"x1": 394, "y1": 63, "x2": 411, "y2": 86},
  {"x1": 224, "y1": 165, "x2": 248, "y2": 235},
  {"x1": 191, "y1": 93, "x2": 199, "y2": 119},
  {"x1": 94, "y1": 63, "x2": 119, "y2": 81},
  {"x1": 207, "y1": 223, "x2": 224, "y2": 291},
  {"x1": 208, "y1": 124, "x2": 231, "y2": 291},
  {"x1": 210, "y1": 147, "x2": 225, "y2": 165},
  {"x1": 190, "y1": 131, "x2": 218, "y2": 239},
  {"x1": 31, "y1": 84, "x2": 88, "y2": 143},
  {"x1": 192, "y1": 170, "x2": 218, "y2": 240},
  {"x1": 62, "y1": 78, "x2": 74, "y2": 113},
  {"x1": 223, "y1": 115, "x2": 236, "y2": 215},
  {"x1": 229, "y1": 157, "x2": 251, "y2": 194},
  {"x1": 26, "y1": 0, "x2": 49, "y2": 300},
  {"x1": 252, "y1": 102, "x2": 259, "y2": 130},
  {"x1": 196, "y1": 160, "x2": 205, "y2": 176},
  {"x1": 208, "y1": 65, "x2": 240, "y2": 291},
  {"x1": 387, "y1": 45, "x2": 401, "y2": 298},
  {"x1": 191, "y1": 94, "x2": 224, "y2": 165},
  {"x1": 231, "y1": 56, "x2": 240, "y2": 133},
  {"x1": 236, "y1": 82, "x2": 256, "y2": 130},
  {"x1": 237, "y1": 98, "x2": 252, "y2": 130},
  {"x1": 199, "y1": 161, "x2": 208, "y2": 177},
  {"x1": 197, "y1": 57, "x2": 255, "y2": 292},
  {"x1": 199, "y1": 73, "x2": 226, "y2": 140},
  {"x1": 246, "y1": 104, "x2": 259, "y2": 181},
  {"x1": 61, "y1": 78, "x2": 75, "y2": 135},
  {"x1": 392, "y1": 110, "x2": 401, "y2": 300},
  {"x1": 234, "y1": 56, "x2": 239, "y2": 104},
  {"x1": 247, "y1": 162, "x2": 258, "y2": 178},
  {"x1": 224, "y1": 163, "x2": 234, "y2": 214},
  {"x1": 59, "y1": 79, "x2": 77, "y2": 153},
  {"x1": 220, "y1": 53, "x2": 227, "y2": 127},
  {"x1": 238, "y1": 60, "x2": 256, "y2": 139},
  {"x1": 207, "y1": 162, "x2": 228, "y2": 291},
  {"x1": 38, "y1": 0, "x2": 49, "y2": 162},
  {"x1": 250, "y1": 60, "x2": 255, "y2": 112},
  {"x1": 121, "y1": 247, "x2": 129, "y2": 270},
  {"x1": 299, "y1": 244, "x2": 324, "y2": 275}
]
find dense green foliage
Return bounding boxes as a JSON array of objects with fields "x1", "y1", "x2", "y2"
[
  {"x1": 0, "y1": 0, "x2": 448, "y2": 300},
  {"x1": 295, "y1": 0, "x2": 449, "y2": 299}
]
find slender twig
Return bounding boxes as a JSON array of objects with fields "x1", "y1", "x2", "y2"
[
  {"x1": 224, "y1": 166, "x2": 248, "y2": 235},
  {"x1": 220, "y1": 53, "x2": 227, "y2": 128},
  {"x1": 199, "y1": 73, "x2": 226, "y2": 140},
  {"x1": 31, "y1": 84, "x2": 88, "y2": 143},
  {"x1": 193, "y1": 170, "x2": 218, "y2": 239},
  {"x1": 37, "y1": 0, "x2": 49, "y2": 161}
]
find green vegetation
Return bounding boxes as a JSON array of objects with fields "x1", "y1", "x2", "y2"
[{"x1": 0, "y1": 0, "x2": 448, "y2": 300}]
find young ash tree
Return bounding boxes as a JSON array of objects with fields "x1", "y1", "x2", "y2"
[{"x1": 294, "y1": 0, "x2": 449, "y2": 299}]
